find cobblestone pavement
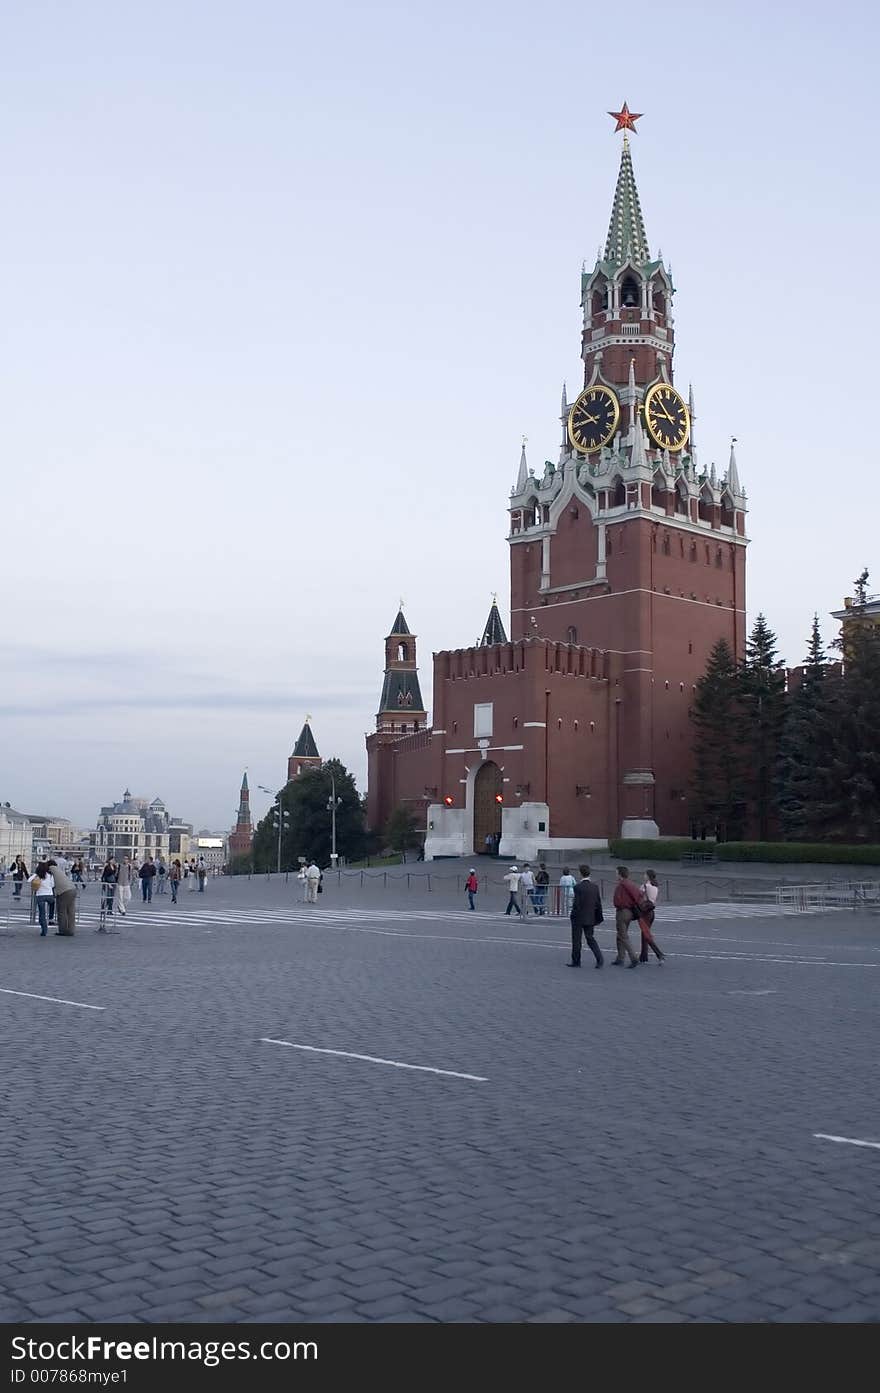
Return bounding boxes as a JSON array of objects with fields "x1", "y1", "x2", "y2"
[{"x1": 1, "y1": 870, "x2": 878, "y2": 1323}]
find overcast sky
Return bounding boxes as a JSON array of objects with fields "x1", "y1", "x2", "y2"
[{"x1": 1, "y1": 0, "x2": 877, "y2": 832}]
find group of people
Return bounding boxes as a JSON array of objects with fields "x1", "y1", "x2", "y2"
[
  {"x1": 28, "y1": 859, "x2": 79, "y2": 936},
  {"x1": 297, "y1": 862, "x2": 324, "y2": 903},
  {"x1": 480, "y1": 860, "x2": 664, "y2": 967},
  {"x1": 568, "y1": 864, "x2": 664, "y2": 969},
  {"x1": 499, "y1": 862, "x2": 553, "y2": 916},
  {"x1": 99, "y1": 855, "x2": 209, "y2": 916}
]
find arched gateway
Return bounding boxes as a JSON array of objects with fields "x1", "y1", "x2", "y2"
[{"x1": 473, "y1": 761, "x2": 502, "y2": 854}]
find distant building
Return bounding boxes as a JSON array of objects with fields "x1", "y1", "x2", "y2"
[
  {"x1": 288, "y1": 720, "x2": 322, "y2": 782},
  {"x1": 93, "y1": 790, "x2": 188, "y2": 864},
  {"x1": 831, "y1": 587, "x2": 880, "y2": 656},
  {"x1": 228, "y1": 772, "x2": 253, "y2": 857},
  {"x1": 192, "y1": 834, "x2": 226, "y2": 871},
  {"x1": 0, "y1": 806, "x2": 33, "y2": 864},
  {"x1": 23, "y1": 815, "x2": 85, "y2": 863}
]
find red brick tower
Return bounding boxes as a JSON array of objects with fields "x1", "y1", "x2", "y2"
[
  {"x1": 288, "y1": 720, "x2": 322, "y2": 782},
  {"x1": 228, "y1": 772, "x2": 253, "y2": 856},
  {"x1": 507, "y1": 108, "x2": 747, "y2": 836},
  {"x1": 366, "y1": 608, "x2": 428, "y2": 833}
]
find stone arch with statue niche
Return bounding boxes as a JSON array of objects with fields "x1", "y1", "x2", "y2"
[{"x1": 472, "y1": 761, "x2": 502, "y2": 854}]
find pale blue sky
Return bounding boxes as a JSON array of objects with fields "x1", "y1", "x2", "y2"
[{"x1": 2, "y1": 0, "x2": 877, "y2": 831}]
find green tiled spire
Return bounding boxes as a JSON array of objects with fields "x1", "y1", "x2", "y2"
[
  {"x1": 604, "y1": 134, "x2": 650, "y2": 266},
  {"x1": 480, "y1": 598, "x2": 508, "y2": 647}
]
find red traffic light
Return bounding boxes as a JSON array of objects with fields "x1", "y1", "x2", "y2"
[
  {"x1": 494, "y1": 793, "x2": 503, "y2": 804},
  {"x1": 443, "y1": 795, "x2": 454, "y2": 807}
]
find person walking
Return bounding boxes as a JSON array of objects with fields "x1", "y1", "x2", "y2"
[
  {"x1": 612, "y1": 865, "x2": 641, "y2": 967},
  {"x1": 559, "y1": 866, "x2": 576, "y2": 918},
  {"x1": 465, "y1": 868, "x2": 478, "y2": 911},
  {"x1": 306, "y1": 861, "x2": 321, "y2": 904},
  {"x1": 484, "y1": 834, "x2": 493, "y2": 857},
  {"x1": 100, "y1": 858, "x2": 118, "y2": 923},
  {"x1": 114, "y1": 856, "x2": 132, "y2": 916},
  {"x1": 169, "y1": 858, "x2": 182, "y2": 903},
  {"x1": 534, "y1": 862, "x2": 550, "y2": 916},
  {"x1": 297, "y1": 865, "x2": 308, "y2": 902},
  {"x1": 187, "y1": 858, "x2": 197, "y2": 891},
  {"x1": 71, "y1": 858, "x2": 86, "y2": 890},
  {"x1": 197, "y1": 857, "x2": 207, "y2": 892},
  {"x1": 11, "y1": 855, "x2": 28, "y2": 900},
  {"x1": 156, "y1": 856, "x2": 168, "y2": 894},
  {"x1": 568, "y1": 864, "x2": 604, "y2": 968},
  {"x1": 47, "y1": 859, "x2": 77, "y2": 935},
  {"x1": 31, "y1": 861, "x2": 55, "y2": 936},
  {"x1": 139, "y1": 857, "x2": 156, "y2": 903},
  {"x1": 638, "y1": 869, "x2": 666, "y2": 963},
  {"x1": 519, "y1": 863, "x2": 535, "y2": 916},
  {"x1": 503, "y1": 865, "x2": 522, "y2": 916}
]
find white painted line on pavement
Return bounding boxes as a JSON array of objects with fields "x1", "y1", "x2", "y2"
[
  {"x1": 0, "y1": 987, "x2": 106, "y2": 1011},
  {"x1": 260, "y1": 1037, "x2": 488, "y2": 1082},
  {"x1": 814, "y1": 1133, "x2": 880, "y2": 1151},
  {"x1": 728, "y1": 989, "x2": 777, "y2": 995}
]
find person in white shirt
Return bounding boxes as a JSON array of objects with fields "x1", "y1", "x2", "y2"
[
  {"x1": 637, "y1": 868, "x2": 665, "y2": 963},
  {"x1": 306, "y1": 861, "x2": 321, "y2": 904},
  {"x1": 503, "y1": 866, "x2": 522, "y2": 916},
  {"x1": 518, "y1": 864, "x2": 535, "y2": 916},
  {"x1": 559, "y1": 866, "x2": 576, "y2": 918},
  {"x1": 32, "y1": 862, "x2": 56, "y2": 936}
]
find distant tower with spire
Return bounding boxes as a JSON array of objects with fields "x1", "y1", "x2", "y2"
[
  {"x1": 228, "y1": 772, "x2": 253, "y2": 857},
  {"x1": 365, "y1": 605, "x2": 428, "y2": 834},
  {"x1": 288, "y1": 718, "x2": 322, "y2": 782}
]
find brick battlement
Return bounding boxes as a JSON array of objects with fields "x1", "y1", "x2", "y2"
[{"x1": 435, "y1": 638, "x2": 610, "y2": 682}]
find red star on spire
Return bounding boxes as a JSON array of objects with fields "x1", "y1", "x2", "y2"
[{"x1": 608, "y1": 102, "x2": 642, "y2": 134}]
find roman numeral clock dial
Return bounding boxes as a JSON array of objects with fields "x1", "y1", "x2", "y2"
[
  {"x1": 643, "y1": 383, "x2": 690, "y2": 451},
  {"x1": 567, "y1": 385, "x2": 620, "y2": 453}
]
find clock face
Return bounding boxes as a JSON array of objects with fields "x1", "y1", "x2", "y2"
[
  {"x1": 567, "y1": 386, "x2": 620, "y2": 453},
  {"x1": 643, "y1": 382, "x2": 690, "y2": 451}
]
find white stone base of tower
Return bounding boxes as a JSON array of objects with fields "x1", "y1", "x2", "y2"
[{"x1": 619, "y1": 818, "x2": 660, "y2": 839}]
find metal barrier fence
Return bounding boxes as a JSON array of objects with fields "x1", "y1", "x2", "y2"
[{"x1": 776, "y1": 881, "x2": 880, "y2": 912}]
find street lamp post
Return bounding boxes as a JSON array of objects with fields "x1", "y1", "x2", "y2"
[
  {"x1": 258, "y1": 785, "x2": 286, "y2": 874},
  {"x1": 327, "y1": 773, "x2": 342, "y2": 868}
]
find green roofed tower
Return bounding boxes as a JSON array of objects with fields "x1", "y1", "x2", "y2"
[
  {"x1": 480, "y1": 597, "x2": 508, "y2": 646},
  {"x1": 288, "y1": 718, "x2": 322, "y2": 782},
  {"x1": 376, "y1": 606, "x2": 427, "y2": 733}
]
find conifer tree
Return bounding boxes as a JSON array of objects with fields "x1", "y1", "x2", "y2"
[
  {"x1": 814, "y1": 570, "x2": 880, "y2": 841},
  {"x1": 777, "y1": 616, "x2": 829, "y2": 840},
  {"x1": 739, "y1": 613, "x2": 787, "y2": 840},
  {"x1": 690, "y1": 637, "x2": 747, "y2": 839}
]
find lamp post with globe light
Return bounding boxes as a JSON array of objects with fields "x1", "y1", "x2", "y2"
[
  {"x1": 257, "y1": 785, "x2": 288, "y2": 874},
  {"x1": 327, "y1": 773, "x2": 342, "y2": 868}
]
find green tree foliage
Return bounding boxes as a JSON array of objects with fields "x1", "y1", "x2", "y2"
[
  {"x1": 690, "y1": 637, "x2": 748, "y2": 839},
  {"x1": 739, "y1": 613, "x2": 787, "y2": 841},
  {"x1": 252, "y1": 759, "x2": 366, "y2": 871},
  {"x1": 777, "y1": 616, "x2": 832, "y2": 840},
  {"x1": 812, "y1": 570, "x2": 880, "y2": 842},
  {"x1": 384, "y1": 805, "x2": 421, "y2": 860}
]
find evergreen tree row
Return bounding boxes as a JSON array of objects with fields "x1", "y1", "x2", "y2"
[{"x1": 691, "y1": 570, "x2": 880, "y2": 844}]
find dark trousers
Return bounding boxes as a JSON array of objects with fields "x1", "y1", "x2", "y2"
[
  {"x1": 142, "y1": 878, "x2": 153, "y2": 902},
  {"x1": 571, "y1": 917, "x2": 604, "y2": 966},
  {"x1": 56, "y1": 889, "x2": 77, "y2": 935},
  {"x1": 36, "y1": 895, "x2": 55, "y2": 935}
]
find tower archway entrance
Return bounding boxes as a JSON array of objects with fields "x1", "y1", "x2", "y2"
[{"x1": 473, "y1": 761, "x2": 502, "y2": 854}]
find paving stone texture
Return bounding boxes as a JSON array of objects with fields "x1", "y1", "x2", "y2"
[{"x1": 1, "y1": 862, "x2": 878, "y2": 1323}]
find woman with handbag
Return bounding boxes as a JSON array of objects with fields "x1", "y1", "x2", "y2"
[
  {"x1": 31, "y1": 861, "x2": 56, "y2": 936},
  {"x1": 638, "y1": 869, "x2": 665, "y2": 963}
]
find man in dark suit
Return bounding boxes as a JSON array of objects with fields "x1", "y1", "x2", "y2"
[{"x1": 568, "y1": 865, "x2": 604, "y2": 968}]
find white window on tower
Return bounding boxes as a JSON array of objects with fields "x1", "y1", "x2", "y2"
[{"x1": 474, "y1": 702, "x2": 493, "y2": 738}]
